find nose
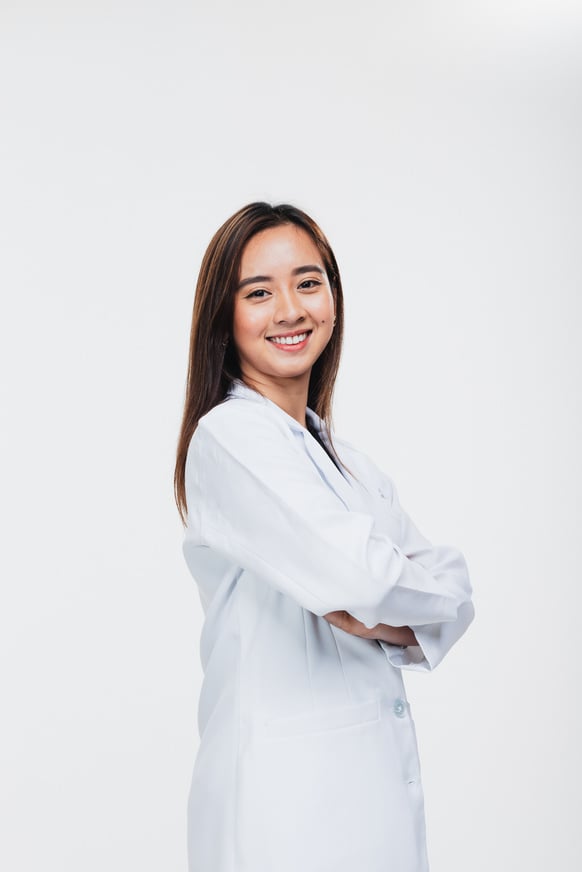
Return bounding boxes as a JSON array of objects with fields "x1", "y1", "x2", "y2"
[{"x1": 274, "y1": 288, "x2": 307, "y2": 325}]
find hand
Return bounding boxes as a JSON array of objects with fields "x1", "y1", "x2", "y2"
[{"x1": 323, "y1": 610, "x2": 417, "y2": 647}]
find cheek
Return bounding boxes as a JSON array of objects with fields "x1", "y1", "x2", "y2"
[
  {"x1": 233, "y1": 307, "x2": 265, "y2": 342},
  {"x1": 314, "y1": 295, "x2": 335, "y2": 328}
]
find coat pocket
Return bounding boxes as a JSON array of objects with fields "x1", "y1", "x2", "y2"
[
  {"x1": 238, "y1": 695, "x2": 426, "y2": 872},
  {"x1": 259, "y1": 695, "x2": 381, "y2": 739}
]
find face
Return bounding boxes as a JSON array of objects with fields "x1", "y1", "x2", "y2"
[{"x1": 232, "y1": 224, "x2": 336, "y2": 393}]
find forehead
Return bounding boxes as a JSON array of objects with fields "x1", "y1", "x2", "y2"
[{"x1": 240, "y1": 224, "x2": 323, "y2": 276}]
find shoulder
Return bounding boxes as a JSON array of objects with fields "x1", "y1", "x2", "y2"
[
  {"x1": 327, "y1": 431, "x2": 372, "y2": 472},
  {"x1": 332, "y1": 434, "x2": 399, "y2": 506},
  {"x1": 197, "y1": 395, "x2": 293, "y2": 444},
  {"x1": 187, "y1": 396, "x2": 299, "y2": 478}
]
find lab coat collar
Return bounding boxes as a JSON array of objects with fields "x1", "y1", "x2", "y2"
[
  {"x1": 226, "y1": 378, "x2": 325, "y2": 435},
  {"x1": 226, "y1": 378, "x2": 355, "y2": 501}
]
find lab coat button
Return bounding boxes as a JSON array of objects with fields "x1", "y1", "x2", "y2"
[{"x1": 393, "y1": 698, "x2": 406, "y2": 718}]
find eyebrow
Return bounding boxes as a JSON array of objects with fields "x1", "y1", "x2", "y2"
[{"x1": 237, "y1": 264, "x2": 325, "y2": 291}]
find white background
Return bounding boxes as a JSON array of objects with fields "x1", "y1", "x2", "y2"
[{"x1": 1, "y1": 1, "x2": 580, "y2": 870}]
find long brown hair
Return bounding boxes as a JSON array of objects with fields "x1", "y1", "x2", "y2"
[{"x1": 174, "y1": 202, "x2": 345, "y2": 524}]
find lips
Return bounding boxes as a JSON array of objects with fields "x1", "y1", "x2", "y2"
[{"x1": 267, "y1": 330, "x2": 312, "y2": 346}]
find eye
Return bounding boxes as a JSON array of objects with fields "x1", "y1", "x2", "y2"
[
  {"x1": 245, "y1": 288, "x2": 270, "y2": 299},
  {"x1": 298, "y1": 279, "x2": 322, "y2": 290}
]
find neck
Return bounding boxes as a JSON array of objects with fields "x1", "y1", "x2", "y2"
[{"x1": 240, "y1": 372, "x2": 309, "y2": 428}]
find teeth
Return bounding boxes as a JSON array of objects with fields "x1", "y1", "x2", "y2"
[{"x1": 270, "y1": 332, "x2": 309, "y2": 345}]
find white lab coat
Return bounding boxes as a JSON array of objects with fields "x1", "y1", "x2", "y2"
[{"x1": 182, "y1": 378, "x2": 474, "y2": 872}]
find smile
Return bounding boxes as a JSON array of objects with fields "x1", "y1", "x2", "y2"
[{"x1": 267, "y1": 331, "x2": 312, "y2": 346}]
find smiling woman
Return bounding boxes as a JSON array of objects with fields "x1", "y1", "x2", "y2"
[
  {"x1": 174, "y1": 202, "x2": 474, "y2": 872},
  {"x1": 232, "y1": 224, "x2": 336, "y2": 425}
]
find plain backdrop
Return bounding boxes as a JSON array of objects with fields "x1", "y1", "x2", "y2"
[{"x1": 1, "y1": 1, "x2": 580, "y2": 870}]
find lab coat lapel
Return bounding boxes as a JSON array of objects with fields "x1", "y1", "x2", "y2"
[
  {"x1": 225, "y1": 379, "x2": 359, "y2": 511},
  {"x1": 301, "y1": 412, "x2": 357, "y2": 511}
]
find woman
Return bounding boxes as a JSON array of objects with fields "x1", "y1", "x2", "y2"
[{"x1": 174, "y1": 202, "x2": 474, "y2": 872}]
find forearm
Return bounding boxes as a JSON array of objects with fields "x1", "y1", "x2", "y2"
[
  {"x1": 323, "y1": 610, "x2": 417, "y2": 647},
  {"x1": 374, "y1": 623, "x2": 418, "y2": 647}
]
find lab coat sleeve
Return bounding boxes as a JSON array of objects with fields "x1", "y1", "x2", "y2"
[
  {"x1": 183, "y1": 401, "x2": 472, "y2": 631},
  {"x1": 372, "y1": 468, "x2": 475, "y2": 672}
]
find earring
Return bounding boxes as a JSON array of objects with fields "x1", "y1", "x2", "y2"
[{"x1": 221, "y1": 336, "x2": 229, "y2": 348}]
